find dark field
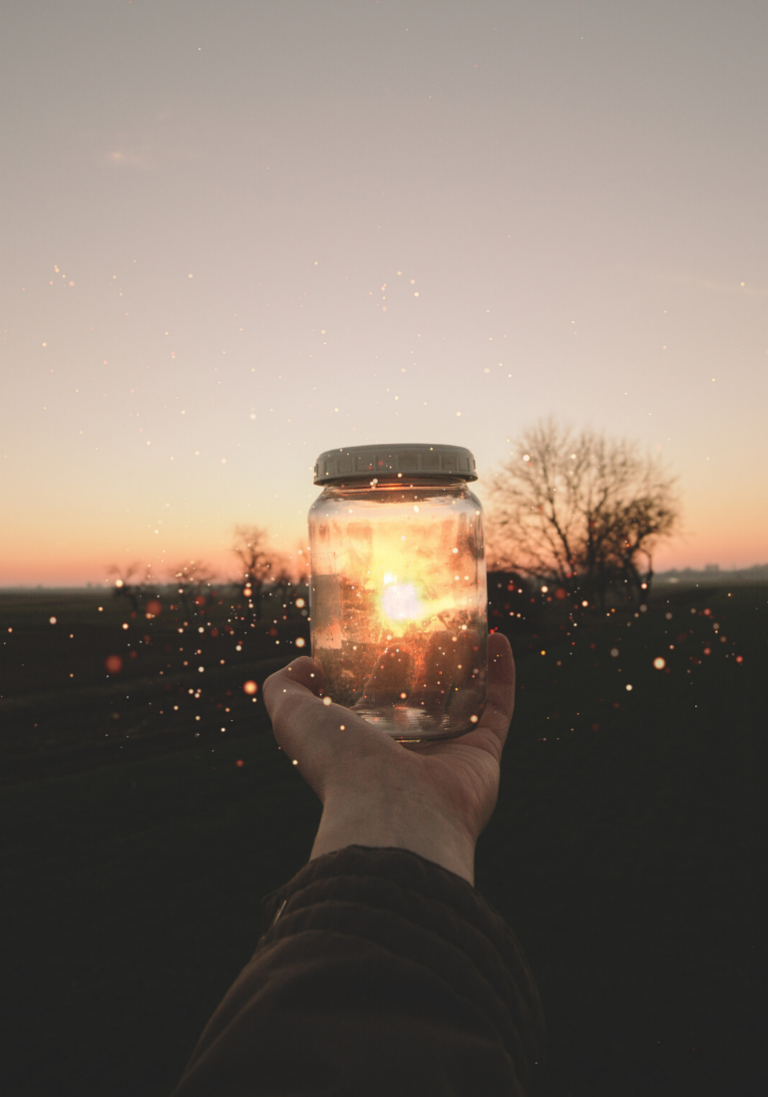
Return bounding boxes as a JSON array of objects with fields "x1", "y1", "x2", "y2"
[{"x1": 1, "y1": 582, "x2": 766, "y2": 1096}]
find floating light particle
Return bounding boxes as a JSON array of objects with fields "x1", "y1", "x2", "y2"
[
  {"x1": 105, "y1": 655, "x2": 122, "y2": 673},
  {"x1": 540, "y1": 650, "x2": 546, "y2": 656},
  {"x1": 243, "y1": 680, "x2": 258, "y2": 695},
  {"x1": 292, "y1": 759, "x2": 298, "y2": 765},
  {"x1": 399, "y1": 692, "x2": 408, "y2": 699},
  {"x1": 736, "y1": 655, "x2": 744, "y2": 663},
  {"x1": 236, "y1": 759, "x2": 245, "y2": 767},
  {"x1": 340, "y1": 724, "x2": 346, "y2": 730},
  {"x1": 581, "y1": 600, "x2": 589, "y2": 607},
  {"x1": 198, "y1": 666, "x2": 204, "y2": 673},
  {"x1": 653, "y1": 657, "x2": 666, "y2": 670},
  {"x1": 295, "y1": 597, "x2": 306, "y2": 608},
  {"x1": 523, "y1": 454, "x2": 530, "y2": 462},
  {"x1": 703, "y1": 647, "x2": 711, "y2": 656},
  {"x1": 470, "y1": 715, "x2": 479, "y2": 723},
  {"x1": 540, "y1": 585, "x2": 549, "y2": 593},
  {"x1": 323, "y1": 696, "x2": 332, "y2": 706},
  {"x1": 49, "y1": 616, "x2": 57, "y2": 625},
  {"x1": 295, "y1": 637, "x2": 306, "y2": 648},
  {"x1": 665, "y1": 612, "x2": 673, "y2": 620},
  {"x1": 122, "y1": 623, "x2": 129, "y2": 631},
  {"x1": 625, "y1": 684, "x2": 633, "y2": 691},
  {"x1": 610, "y1": 648, "x2": 619, "y2": 657}
]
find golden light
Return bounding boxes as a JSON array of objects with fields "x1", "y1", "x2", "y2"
[
  {"x1": 295, "y1": 637, "x2": 306, "y2": 647},
  {"x1": 309, "y1": 445, "x2": 488, "y2": 741},
  {"x1": 145, "y1": 599, "x2": 162, "y2": 618},
  {"x1": 242, "y1": 680, "x2": 258, "y2": 695},
  {"x1": 105, "y1": 655, "x2": 122, "y2": 673},
  {"x1": 653, "y1": 657, "x2": 666, "y2": 669},
  {"x1": 295, "y1": 597, "x2": 306, "y2": 608},
  {"x1": 115, "y1": 579, "x2": 124, "y2": 588}
]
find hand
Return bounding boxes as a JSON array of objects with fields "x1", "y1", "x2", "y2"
[{"x1": 262, "y1": 632, "x2": 515, "y2": 886}]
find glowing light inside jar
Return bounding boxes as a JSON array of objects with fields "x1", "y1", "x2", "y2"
[{"x1": 381, "y1": 576, "x2": 422, "y2": 621}]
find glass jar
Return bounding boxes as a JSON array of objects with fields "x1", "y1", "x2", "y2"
[{"x1": 308, "y1": 443, "x2": 488, "y2": 741}]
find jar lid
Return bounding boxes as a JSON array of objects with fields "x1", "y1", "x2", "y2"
[{"x1": 314, "y1": 443, "x2": 477, "y2": 484}]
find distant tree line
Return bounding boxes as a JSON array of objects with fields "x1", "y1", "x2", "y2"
[
  {"x1": 107, "y1": 419, "x2": 681, "y2": 619},
  {"x1": 106, "y1": 528, "x2": 309, "y2": 620}
]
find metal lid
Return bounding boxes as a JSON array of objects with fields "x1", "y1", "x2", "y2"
[{"x1": 314, "y1": 443, "x2": 477, "y2": 484}]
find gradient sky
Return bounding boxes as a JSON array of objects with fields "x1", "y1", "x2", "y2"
[{"x1": 2, "y1": 0, "x2": 767, "y2": 586}]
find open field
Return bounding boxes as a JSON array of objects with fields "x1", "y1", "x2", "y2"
[{"x1": 1, "y1": 582, "x2": 766, "y2": 1095}]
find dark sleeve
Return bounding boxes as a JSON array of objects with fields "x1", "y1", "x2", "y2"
[{"x1": 171, "y1": 845, "x2": 546, "y2": 1097}]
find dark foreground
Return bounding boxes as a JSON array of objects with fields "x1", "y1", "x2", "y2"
[{"x1": 1, "y1": 584, "x2": 766, "y2": 1096}]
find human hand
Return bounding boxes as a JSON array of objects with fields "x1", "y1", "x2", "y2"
[{"x1": 262, "y1": 632, "x2": 515, "y2": 886}]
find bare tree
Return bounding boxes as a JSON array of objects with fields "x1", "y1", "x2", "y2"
[
  {"x1": 106, "y1": 562, "x2": 143, "y2": 612},
  {"x1": 486, "y1": 419, "x2": 679, "y2": 607},
  {"x1": 231, "y1": 526, "x2": 277, "y2": 620},
  {"x1": 170, "y1": 560, "x2": 217, "y2": 617}
]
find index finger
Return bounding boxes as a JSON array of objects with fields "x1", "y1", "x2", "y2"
[
  {"x1": 475, "y1": 631, "x2": 516, "y2": 749},
  {"x1": 262, "y1": 655, "x2": 324, "y2": 716}
]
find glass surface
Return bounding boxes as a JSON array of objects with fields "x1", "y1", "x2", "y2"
[{"x1": 308, "y1": 479, "x2": 488, "y2": 741}]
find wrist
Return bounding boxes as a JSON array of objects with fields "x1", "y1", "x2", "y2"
[{"x1": 309, "y1": 789, "x2": 477, "y2": 886}]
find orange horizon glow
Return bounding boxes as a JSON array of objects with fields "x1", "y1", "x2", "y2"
[{"x1": 1, "y1": 528, "x2": 765, "y2": 588}]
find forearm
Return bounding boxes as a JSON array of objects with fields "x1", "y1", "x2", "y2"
[
  {"x1": 310, "y1": 788, "x2": 477, "y2": 886},
  {"x1": 172, "y1": 847, "x2": 547, "y2": 1097}
]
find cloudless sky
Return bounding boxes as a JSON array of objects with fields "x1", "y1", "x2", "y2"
[{"x1": 2, "y1": 0, "x2": 767, "y2": 585}]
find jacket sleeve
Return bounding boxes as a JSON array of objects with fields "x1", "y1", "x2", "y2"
[{"x1": 171, "y1": 845, "x2": 546, "y2": 1097}]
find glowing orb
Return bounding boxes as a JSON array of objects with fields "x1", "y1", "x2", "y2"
[{"x1": 382, "y1": 582, "x2": 420, "y2": 620}]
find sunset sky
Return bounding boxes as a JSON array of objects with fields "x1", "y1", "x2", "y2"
[{"x1": 2, "y1": 0, "x2": 767, "y2": 586}]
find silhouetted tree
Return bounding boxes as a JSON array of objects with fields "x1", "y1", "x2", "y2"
[
  {"x1": 486, "y1": 419, "x2": 679, "y2": 607},
  {"x1": 170, "y1": 560, "x2": 217, "y2": 617},
  {"x1": 231, "y1": 526, "x2": 276, "y2": 621},
  {"x1": 106, "y1": 562, "x2": 142, "y2": 612}
]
